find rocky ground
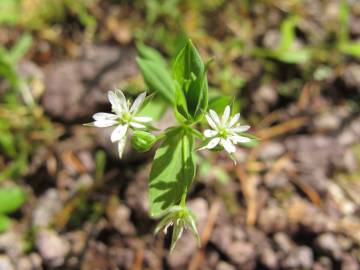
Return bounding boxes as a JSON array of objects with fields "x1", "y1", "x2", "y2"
[
  {"x1": 0, "y1": 43, "x2": 359, "y2": 269},
  {"x1": 0, "y1": 1, "x2": 360, "y2": 269}
]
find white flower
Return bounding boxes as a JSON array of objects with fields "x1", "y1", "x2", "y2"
[
  {"x1": 88, "y1": 89, "x2": 152, "y2": 158},
  {"x1": 200, "y1": 105, "x2": 251, "y2": 156}
]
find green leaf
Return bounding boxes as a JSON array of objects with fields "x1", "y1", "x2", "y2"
[
  {"x1": 273, "y1": 49, "x2": 311, "y2": 64},
  {"x1": 208, "y1": 95, "x2": 232, "y2": 114},
  {"x1": 172, "y1": 39, "x2": 208, "y2": 121},
  {"x1": 279, "y1": 16, "x2": 297, "y2": 51},
  {"x1": 137, "y1": 95, "x2": 168, "y2": 120},
  {"x1": 0, "y1": 186, "x2": 26, "y2": 214},
  {"x1": 339, "y1": 0, "x2": 350, "y2": 43},
  {"x1": 136, "y1": 42, "x2": 168, "y2": 67},
  {"x1": 9, "y1": 34, "x2": 32, "y2": 63},
  {"x1": 137, "y1": 58, "x2": 175, "y2": 104},
  {"x1": 339, "y1": 42, "x2": 360, "y2": 58},
  {"x1": 0, "y1": 215, "x2": 11, "y2": 233},
  {"x1": 149, "y1": 128, "x2": 196, "y2": 216}
]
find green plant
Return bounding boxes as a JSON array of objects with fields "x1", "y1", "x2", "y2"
[
  {"x1": 0, "y1": 185, "x2": 26, "y2": 232},
  {"x1": 0, "y1": 34, "x2": 55, "y2": 182},
  {"x1": 86, "y1": 39, "x2": 257, "y2": 251}
]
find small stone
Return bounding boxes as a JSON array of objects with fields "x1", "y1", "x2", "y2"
[
  {"x1": 314, "y1": 113, "x2": 341, "y2": 131},
  {"x1": 0, "y1": 230, "x2": 23, "y2": 258},
  {"x1": 315, "y1": 233, "x2": 342, "y2": 260},
  {"x1": 65, "y1": 230, "x2": 87, "y2": 255},
  {"x1": 108, "y1": 203, "x2": 135, "y2": 235},
  {"x1": 0, "y1": 255, "x2": 14, "y2": 270},
  {"x1": 258, "y1": 142, "x2": 285, "y2": 161},
  {"x1": 282, "y1": 246, "x2": 313, "y2": 269},
  {"x1": 342, "y1": 64, "x2": 360, "y2": 91},
  {"x1": 216, "y1": 261, "x2": 236, "y2": 270},
  {"x1": 32, "y1": 189, "x2": 62, "y2": 227},
  {"x1": 264, "y1": 171, "x2": 289, "y2": 189},
  {"x1": 16, "y1": 253, "x2": 42, "y2": 270},
  {"x1": 337, "y1": 115, "x2": 360, "y2": 146},
  {"x1": 341, "y1": 254, "x2": 359, "y2": 270},
  {"x1": 36, "y1": 229, "x2": 70, "y2": 267},
  {"x1": 259, "y1": 247, "x2": 278, "y2": 269},
  {"x1": 313, "y1": 256, "x2": 333, "y2": 270},
  {"x1": 274, "y1": 233, "x2": 294, "y2": 253},
  {"x1": 258, "y1": 206, "x2": 288, "y2": 233},
  {"x1": 226, "y1": 242, "x2": 255, "y2": 267}
]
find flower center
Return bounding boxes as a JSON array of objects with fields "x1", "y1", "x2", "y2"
[
  {"x1": 117, "y1": 112, "x2": 132, "y2": 125},
  {"x1": 218, "y1": 127, "x2": 228, "y2": 138}
]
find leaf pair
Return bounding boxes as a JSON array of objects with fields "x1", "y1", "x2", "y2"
[
  {"x1": 137, "y1": 40, "x2": 209, "y2": 123},
  {"x1": 173, "y1": 40, "x2": 208, "y2": 123}
]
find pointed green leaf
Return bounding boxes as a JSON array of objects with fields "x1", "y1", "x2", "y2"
[
  {"x1": 0, "y1": 215, "x2": 11, "y2": 233},
  {"x1": 0, "y1": 186, "x2": 26, "y2": 214},
  {"x1": 137, "y1": 58, "x2": 175, "y2": 105},
  {"x1": 136, "y1": 42, "x2": 168, "y2": 67},
  {"x1": 149, "y1": 128, "x2": 196, "y2": 216},
  {"x1": 172, "y1": 39, "x2": 208, "y2": 121}
]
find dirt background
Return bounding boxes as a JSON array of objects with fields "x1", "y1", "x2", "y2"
[{"x1": 0, "y1": 1, "x2": 360, "y2": 269}]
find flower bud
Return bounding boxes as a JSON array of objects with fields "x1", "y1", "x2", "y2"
[
  {"x1": 131, "y1": 131, "x2": 157, "y2": 152},
  {"x1": 154, "y1": 205, "x2": 200, "y2": 252}
]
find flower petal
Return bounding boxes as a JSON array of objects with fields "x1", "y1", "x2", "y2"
[
  {"x1": 205, "y1": 114, "x2": 217, "y2": 129},
  {"x1": 230, "y1": 125, "x2": 250, "y2": 133},
  {"x1": 205, "y1": 137, "x2": 221, "y2": 149},
  {"x1": 228, "y1": 113, "x2": 240, "y2": 127},
  {"x1": 221, "y1": 138, "x2": 236, "y2": 153},
  {"x1": 94, "y1": 119, "x2": 117, "y2": 127},
  {"x1": 115, "y1": 89, "x2": 128, "y2": 111},
  {"x1": 130, "y1": 92, "x2": 146, "y2": 114},
  {"x1": 130, "y1": 121, "x2": 146, "y2": 129},
  {"x1": 117, "y1": 137, "x2": 126, "y2": 158},
  {"x1": 204, "y1": 129, "x2": 218, "y2": 138},
  {"x1": 209, "y1": 110, "x2": 221, "y2": 125},
  {"x1": 93, "y1": 112, "x2": 118, "y2": 121},
  {"x1": 111, "y1": 124, "x2": 128, "y2": 142},
  {"x1": 132, "y1": 116, "x2": 152, "y2": 123},
  {"x1": 108, "y1": 90, "x2": 125, "y2": 115},
  {"x1": 222, "y1": 106, "x2": 230, "y2": 124},
  {"x1": 230, "y1": 135, "x2": 251, "y2": 144}
]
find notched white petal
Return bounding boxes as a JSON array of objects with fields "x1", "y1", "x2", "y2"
[
  {"x1": 221, "y1": 138, "x2": 236, "y2": 153},
  {"x1": 222, "y1": 106, "x2": 230, "y2": 124},
  {"x1": 93, "y1": 112, "x2": 118, "y2": 121},
  {"x1": 206, "y1": 137, "x2": 221, "y2": 149},
  {"x1": 94, "y1": 119, "x2": 117, "y2": 127},
  {"x1": 130, "y1": 122, "x2": 146, "y2": 129},
  {"x1": 204, "y1": 129, "x2": 218, "y2": 138},
  {"x1": 130, "y1": 92, "x2": 146, "y2": 114},
  {"x1": 205, "y1": 114, "x2": 217, "y2": 129},
  {"x1": 229, "y1": 113, "x2": 240, "y2": 127},
  {"x1": 133, "y1": 116, "x2": 152, "y2": 123},
  {"x1": 114, "y1": 89, "x2": 128, "y2": 112},
  {"x1": 231, "y1": 135, "x2": 251, "y2": 144},
  {"x1": 209, "y1": 110, "x2": 221, "y2": 125},
  {"x1": 111, "y1": 124, "x2": 128, "y2": 142},
  {"x1": 108, "y1": 91, "x2": 123, "y2": 115},
  {"x1": 230, "y1": 125, "x2": 250, "y2": 133}
]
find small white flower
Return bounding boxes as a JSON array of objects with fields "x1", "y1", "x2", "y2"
[
  {"x1": 200, "y1": 105, "x2": 251, "y2": 156},
  {"x1": 88, "y1": 89, "x2": 152, "y2": 158}
]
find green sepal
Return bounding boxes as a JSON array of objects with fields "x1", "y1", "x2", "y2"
[{"x1": 131, "y1": 130, "x2": 157, "y2": 152}]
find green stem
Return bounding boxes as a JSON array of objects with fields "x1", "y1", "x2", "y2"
[{"x1": 180, "y1": 129, "x2": 188, "y2": 208}]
